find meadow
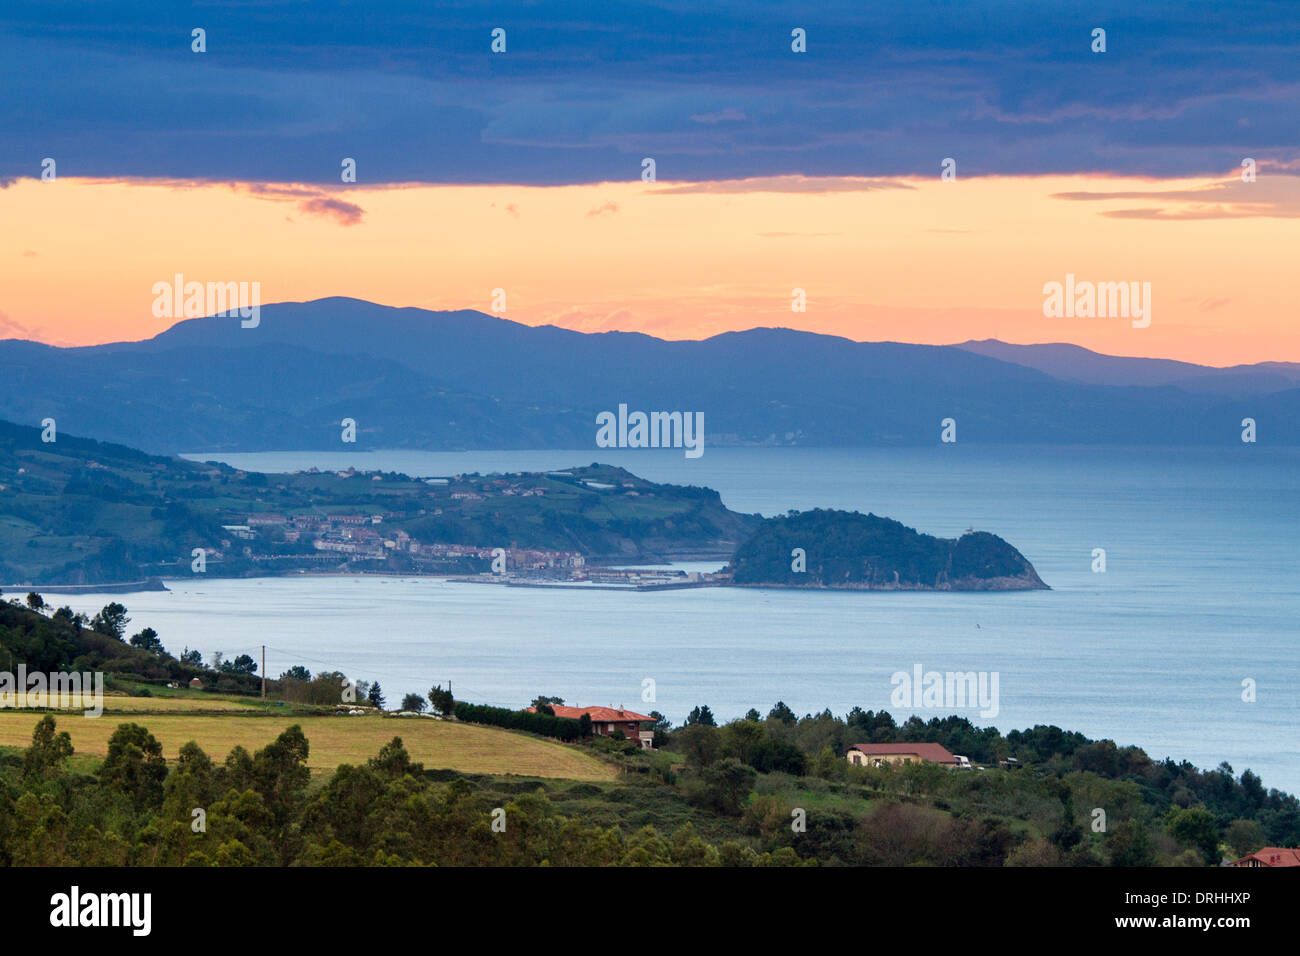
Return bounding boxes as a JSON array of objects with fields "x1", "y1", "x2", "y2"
[{"x1": 0, "y1": 702, "x2": 614, "y2": 781}]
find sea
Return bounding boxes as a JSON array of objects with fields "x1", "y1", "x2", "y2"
[{"x1": 57, "y1": 445, "x2": 1300, "y2": 793}]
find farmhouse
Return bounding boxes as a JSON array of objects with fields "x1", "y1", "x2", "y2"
[
  {"x1": 846, "y1": 742, "x2": 959, "y2": 768},
  {"x1": 531, "y1": 704, "x2": 656, "y2": 750},
  {"x1": 1227, "y1": 847, "x2": 1300, "y2": 867}
]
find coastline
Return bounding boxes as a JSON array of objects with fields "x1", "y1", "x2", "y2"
[
  {"x1": 0, "y1": 577, "x2": 169, "y2": 595},
  {"x1": 17, "y1": 569, "x2": 1049, "y2": 595}
]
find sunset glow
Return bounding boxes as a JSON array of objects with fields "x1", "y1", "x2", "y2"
[{"x1": 3, "y1": 172, "x2": 1295, "y2": 365}]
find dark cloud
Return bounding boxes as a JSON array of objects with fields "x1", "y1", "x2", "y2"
[
  {"x1": 0, "y1": 0, "x2": 1296, "y2": 184},
  {"x1": 297, "y1": 196, "x2": 364, "y2": 225}
]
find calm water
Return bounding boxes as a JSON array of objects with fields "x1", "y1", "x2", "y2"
[{"x1": 61, "y1": 446, "x2": 1298, "y2": 792}]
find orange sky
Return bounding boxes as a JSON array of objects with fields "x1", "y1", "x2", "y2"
[{"x1": 1, "y1": 172, "x2": 1296, "y2": 365}]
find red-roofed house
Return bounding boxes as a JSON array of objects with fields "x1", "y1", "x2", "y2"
[
  {"x1": 846, "y1": 742, "x2": 959, "y2": 768},
  {"x1": 1228, "y1": 847, "x2": 1300, "y2": 868},
  {"x1": 528, "y1": 704, "x2": 657, "y2": 750}
]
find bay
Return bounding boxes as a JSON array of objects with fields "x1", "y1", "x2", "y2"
[{"x1": 56, "y1": 445, "x2": 1297, "y2": 792}]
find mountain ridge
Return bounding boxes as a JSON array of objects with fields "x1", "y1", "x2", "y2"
[
  {"x1": 955, "y1": 339, "x2": 1300, "y2": 395},
  {"x1": 1, "y1": 297, "x2": 1294, "y2": 452}
]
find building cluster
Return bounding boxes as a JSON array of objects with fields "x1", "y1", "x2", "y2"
[{"x1": 219, "y1": 510, "x2": 584, "y2": 569}]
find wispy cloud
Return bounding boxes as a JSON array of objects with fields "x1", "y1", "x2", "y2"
[
  {"x1": 655, "y1": 176, "x2": 915, "y2": 195},
  {"x1": 0, "y1": 309, "x2": 53, "y2": 342},
  {"x1": 690, "y1": 108, "x2": 747, "y2": 124},
  {"x1": 297, "y1": 196, "x2": 364, "y2": 225},
  {"x1": 1051, "y1": 174, "x2": 1300, "y2": 219}
]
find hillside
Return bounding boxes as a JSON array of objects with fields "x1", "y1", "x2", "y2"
[
  {"x1": 2, "y1": 297, "x2": 1294, "y2": 452},
  {"x1": 727, "y1": 509, "x2": 1048, "y2": 590},
  {"x1": 0, "y1": 419, "x2": 758, "y2": 586},
  {"x1": 0, "y1": 597, "x2": 220, "y2": 688}
]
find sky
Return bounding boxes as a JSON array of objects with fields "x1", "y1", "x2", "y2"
[{"x1": 1, "y1": 0, "x2": 1297, "y2": 364}]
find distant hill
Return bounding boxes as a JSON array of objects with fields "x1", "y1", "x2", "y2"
[
  {"x1": 956, "y1": 339, "x2": 1300, "y2": 396},
  {"x1": 728, "y1": 509, "x2": 1048, "y2": 591},
  {"x1": 1, "y1": 297, "x2": 1294, "y2": 452}
]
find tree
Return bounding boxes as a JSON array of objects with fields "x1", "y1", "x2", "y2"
[
  {"x1": 279, "y1": 665, "x2": 312, "y2": 682},
  {"x1": 367, "y1": 682, "x2": 386, "y2": 709},
  {"x1": 400, "y1": 693, "x2": 427, "y2": 713},
  {"x1": 1108, "y1": 819, "x2": 1155, "y2": 867},
  {"x1": 1224, "y1": 819, "x2": 1266, "y2": 859},
  {"x1": 368, "y1": 737, "x2": 424, "y2": 779},
  {"x1": 649, "y1": 710, "x2": 671, "y2": 748},
  {"x1": 101, "y1": 722, "x2": 167, "y2": 808},
  {"x1": 90, "y1": 602, "x2": 130, "y2": 641},
  {"x1": 252, "y1": 725, "x2": 312, "y2": 861},
  {"x1": 428, "y1": 684, "x2": 455, "y2": 716},
  {"x1": 162, "y1": 742, "x2": 215, "y2": 829},
  {"x1": 23, "y1": 715, "x2": 74, "y2": 779},
  {"x1": 1239, "y1": 769, "x2": 1266, "y2": 808},
  {"x1": 530, "y1": 694, "x2": 564, "y2": 715},
  {"x1": 179, "y1": 647, "x2": 203, "y2": 667},
  {"x1": 686, "y1": 704, "x2": 716, "y2": 727},
  {"x1": 221, "y1": 654, "x2": 257, "y2": 676},
  {"x1": 767, "y1": 701, "x2": 797, "y2": 724},
  {"x1": 1050, "y1": 791, "x2": 1083, "y2": 851},
  {"x1": 1166, "y1": 807, "x2": 1221, "y2": 864},
  {"x1": 25, "y1": 592, "x2": 45, "y2": 613},
  {"x1": 129, "y1": 627, "x2": 164, "y2": 654},
  {"x1": 684, "y1": 758, "x2": 756, "y2": 815},
  {"x1": 675, "y1": 723, "x2": 722, "y2": 769},
  {"x1": 744, "y1": 708, "x2": 762, "y2": 722}
]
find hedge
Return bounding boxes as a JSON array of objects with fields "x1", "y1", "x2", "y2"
[{"x1": 453, "y1": 701, "x2": 583, "y2": 741}]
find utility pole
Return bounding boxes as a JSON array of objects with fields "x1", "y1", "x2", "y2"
[{"x1": 261, "y1": 645, "x2": 266, "y2": 699}]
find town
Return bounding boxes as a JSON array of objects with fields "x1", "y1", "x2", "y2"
[{"x1": 194, "y1": 465, "x2": 729, "y2": 589}]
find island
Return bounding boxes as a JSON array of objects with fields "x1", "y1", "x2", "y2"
[{"x1": 726, "y1": 509, "x2": 1048, "y2": 591}]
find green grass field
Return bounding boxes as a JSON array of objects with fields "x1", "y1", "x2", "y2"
[{"x1": 0, "y1": 706, "x2": 615, "y2": 781}]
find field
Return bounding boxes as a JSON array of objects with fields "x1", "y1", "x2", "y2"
[
  {"x1": 0, "y1": 706, "x2": 615, "y2": 781},
  {"x1": 5, "y1": 693, "x2": 260, "y2": 713}
]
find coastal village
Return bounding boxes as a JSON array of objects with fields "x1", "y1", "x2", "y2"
[{"x1": 203, "y1": 465, "x2": 726, "y2": 589}]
